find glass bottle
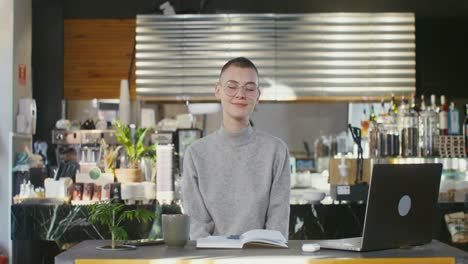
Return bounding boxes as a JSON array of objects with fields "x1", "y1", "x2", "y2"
[
  {"x1": 369, "y1": 105, "x2": 377, "y2": 123},
  {"x1": 430, "y1": 94, "x2": 439, "y2": 113},
  {"x1": 410, "y1": 93, "x2": 418, "y2": 113},
  {"x1": 389, "y1": 93, "x2": 398, "y2": 118},
  {"x1": 396, "y1": 96, "x2": 407, "y2": 156},
  {"x1": 401, "y1": 96, "x2": 419, "y2": 157},
  {"x1": 361, "y1": 108, "x2": 370, "y2": 138},
  {"x1": 418, "y1": 95, "x2": 427, "y2": 156},
  {"x1": 419, "y1": 95, "x2": 439, "y2": 157},
  {"x1": 419, "y1": 95, "x2": 438, "y2": 157},
  {"x1": 448, "y1": 102, "x2": 460, "y2": 135},
  {"x1": 387, "y1": 123, "x2": 400, "y2": 157},
  {"x1": 377, "y1": 97, "x2": 388, "y2": 123},
  {"x1": 420, "y1": 95, "x2": 426, "y2": 112},
  {"x1": 379, "y1": 97, "x2": 386, "y2": 115},
  {"x1": 369, "y1": 122, "x2": 380, "y2": 158},
  {"x1": 429, "y1": 95, "x2": 440, "y2": 156},
  {"x1": 464, "y1": 104, "x2": 468, "y2": 156},
  {"x1": 439, "y1": 95, "x2": 449, "y2": 135}
]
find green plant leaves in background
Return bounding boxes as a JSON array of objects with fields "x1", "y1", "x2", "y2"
[
  {"x1": 113, "y1": 119, "x2": 157, "y2": 168},
  {"x1": 88, "y1": 201, "x2": 155, "y2": 243}
]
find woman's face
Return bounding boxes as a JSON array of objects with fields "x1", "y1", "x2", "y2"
[{"x1": 215, "y1": 66, "x2": 260, "y2": 122}]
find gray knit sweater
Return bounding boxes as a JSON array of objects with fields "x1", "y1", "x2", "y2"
[{"x1": 181, "y1": 125, "x2": 290, "y2": 240}]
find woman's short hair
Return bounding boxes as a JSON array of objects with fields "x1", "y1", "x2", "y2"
[{"x1": 220, "y1": 57, "x2": 259, "y2": 78}]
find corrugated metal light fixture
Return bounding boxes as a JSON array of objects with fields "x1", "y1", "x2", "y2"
[{"x1": 136, "y1": 13, "x2": 415, "y2": 102}]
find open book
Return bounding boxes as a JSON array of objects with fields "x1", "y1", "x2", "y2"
[{"x1": 196, "y1": 229, "x2": 288, "y2": 249}]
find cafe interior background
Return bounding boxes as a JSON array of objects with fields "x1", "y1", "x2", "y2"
[{"x1": 1, "y1": 0, "x2": 468, "y2": 263}]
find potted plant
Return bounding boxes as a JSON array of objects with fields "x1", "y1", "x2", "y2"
[
  {"x1": 88, "y1": 201, "x2": 155, "y2": 250},
  {"x1": 99, "y1": 138, "x2": 121, "y2": 177},
  {"x1": 113, "y1": 119, "x2": 156, "y2": 183}
]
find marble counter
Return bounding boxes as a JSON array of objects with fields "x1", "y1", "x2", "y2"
[
  {"x1": 12, "y1": 202, "x2": 467, "y2": 243},
  {"x1": 11, "y1": 202, "x2": 181, "y2": 242},
  {"x1": 12, "y1": 203, "x2": 363, "y2": 243}
]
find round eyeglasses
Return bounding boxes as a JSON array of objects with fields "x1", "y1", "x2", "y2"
[{"x1": 222, "y1": 82, "x2": 259, "y2": 98}]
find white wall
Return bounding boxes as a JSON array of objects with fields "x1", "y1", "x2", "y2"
[
  {"x1": 0, "y1": 0, "x2": 31, "y2": 261},
  {"x1": 252, "y1": 103, "x2": 348, "y2": 152},
  {"x1": 13, "y1": 0, "x2": 32, "y2": 115},
  {"x1": 160, "y1": 103, "x2": 348, "y2": 152}
]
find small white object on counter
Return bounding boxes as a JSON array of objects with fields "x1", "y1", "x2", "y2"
[
  {"x1": 302, "y1": 190, "x2": 326, "y2": 203},
  {"x1": 338, "y1": 155, "x2": 348, "y2": 178},
  {"x1": 45, "y1": 177, "x2": 73, "y2": 198},
  {"x1": 20, "y1": 180, "x2": 37, "y2": 198},
  {"x1": 290, "y1": 188, "x2": 326, "y2": 205},
  {"x1": 121, "y1": 182, "x2": 156, "y2": 204},
  {"x1": 302, "y1": 243, "x2": 320, "y2": 252},
  {"x1": 75, "y1": 170, "x2": 114, "y2": 187}
]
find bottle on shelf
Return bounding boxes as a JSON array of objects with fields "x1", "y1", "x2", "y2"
[
  {"x1": 377, "y1": 97, "x2": 389, "y2": 124},
  {"x1": 379, "y1": 97, "x2": 386, "y2": 115},
  {"x1": 396, "y1": 96, "x2": 406, "y2": 125},
  {"x1": 389, "y1": 93, "x2": 398, "y2": 118},
  {"x1": 420, "y1": 95, "x2": 426, "y2": 112},
  {"x1": 396, "y1": 96, "x2": 407, "y2": 156},
  {"x1": 430, "y1": 94, "x2": 439, "y2": 113},
  {"x1": 400, "y1": 96, "x2": 418, "y2": 157},
  {"x1": 410, "y1": 93, "x2": 418, "y2": 113},
  {"x1": 373, "y1": 95, "x2": 399, "y2": 158},
  {"x1": 439, "y1": 95, "x2": 449, "y2": 135},
  {"x1": 419, "y1": 94, "x2": 438, "y2": 157},
  {"x1": 361, "y1": 108, "x2": 370, "y2": 138},
  {"x1": 369, "y1": 105, "x2": 377, "y2": 123},
  {"x1": 464, "y1": 104, "x2": 468, "y2": 155},
  {"x1": 448, "y1": 102, "x2": 460, "y2": 135},
  {"x1": 418, "y1": 95, "x2": 426, "y2": 156}
]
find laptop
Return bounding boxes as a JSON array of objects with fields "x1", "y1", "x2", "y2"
[{"x1": 318, "y1": 163, "x2": 442, "y2": 252}]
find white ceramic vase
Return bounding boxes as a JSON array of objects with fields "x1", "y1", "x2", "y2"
[{"x1": 119, "y1": 79, "x2": 130, "y2": 125}]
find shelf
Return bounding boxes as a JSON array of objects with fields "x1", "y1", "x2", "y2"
[{"x1": 11, "y1": 132, "x2": 33, "y2": 140}]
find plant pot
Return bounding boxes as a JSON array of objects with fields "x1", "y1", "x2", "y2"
[
  {"x1": 96, "y1": 244, "x2": 136, "y2": 251},
  {"x1": 115, "y1": 168, "x2": 142, "y2": 183}
]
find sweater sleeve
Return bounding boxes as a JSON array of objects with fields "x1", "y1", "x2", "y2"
[
  {"x1": 265, "y1": 143, "x2": 291, "y2": 239},
  {"x1": 181, "y1": 147, "x2": 214, "y2": 240}
]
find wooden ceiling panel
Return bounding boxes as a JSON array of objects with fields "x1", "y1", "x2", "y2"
[{"x1": 64, "y1": 19, "x2": 136, "y2": 100}]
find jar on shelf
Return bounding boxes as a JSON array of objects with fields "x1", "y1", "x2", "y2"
[
  {"x1": 379, "y1": 123, "x2": 399, "y2": 157},
  {"x1": 369, "y1": 122, "x2": 380, "y2": 158},
  {"x1": 401, "y1": 109, "x2": 419, "y2": 157}
]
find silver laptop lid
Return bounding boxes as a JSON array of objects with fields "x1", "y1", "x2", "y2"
[{"x1": 361, "y1": 163, "x2": 442, "y2": 251}]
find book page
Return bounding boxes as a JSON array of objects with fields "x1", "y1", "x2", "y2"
[
  {"x1": 196, "y1": 235, "x2": 243, "y2": 248},
  {"x1": 241, "y1": 229, "x2": 286, "y2": 244}
]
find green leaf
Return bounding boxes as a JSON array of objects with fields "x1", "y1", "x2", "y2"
[
  {"x1": 117, "y1": 210, "x2": 135, "y2": 224},
  {"x1": 137, "y1": 209, "x2": 156, "y2": 223},
  {"x1": 113, "y1": 119, "x2": 133, "y2": 156},
  {"x1": 88, "y1": 201, "x2": 125, "y2": 226},
  {"x1": 111, "y1": 226, "x2": 128, "y2": 241},
  {"x1": 112, "y1": 119, "x2": 158, "y2": 167},
  {"x1": 88, "y1": 200, "x2": 157, "y2": 246}
]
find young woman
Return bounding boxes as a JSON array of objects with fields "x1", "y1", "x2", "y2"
[{"x1": 182, "y1": 57, "x2": 290, "y2": 240}]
